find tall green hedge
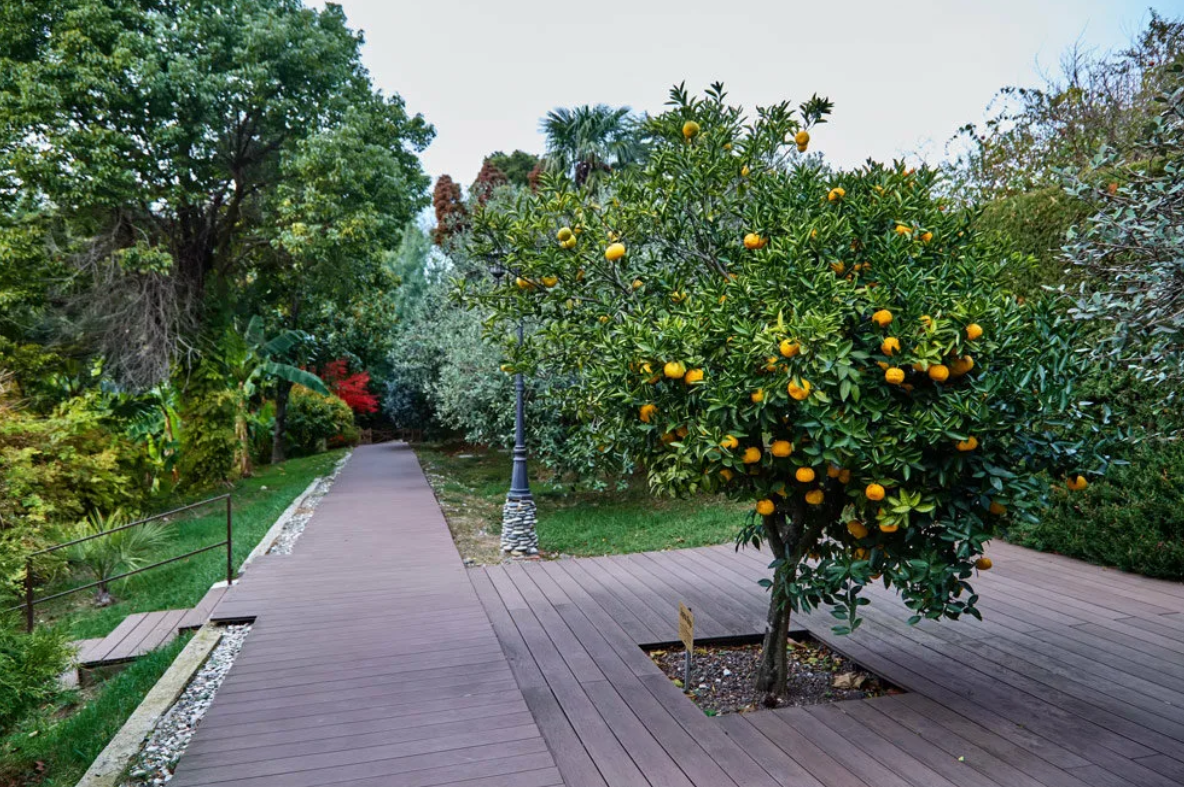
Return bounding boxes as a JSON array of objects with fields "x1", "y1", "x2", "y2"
[{"x1": 974, "y1": 186, "x2": 1093, "y2": 295}]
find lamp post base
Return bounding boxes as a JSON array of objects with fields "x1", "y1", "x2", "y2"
[{"x1": 500, "y1": 497, "x2": 538, "y2": 555}]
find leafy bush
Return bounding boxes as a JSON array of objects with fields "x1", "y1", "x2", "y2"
[
  {"x1": 0, "y1": 622, "x2": 71, "y2": 734},
  {"x1": 0, "y1": 404, "x2": 146, "y2": 602},
  {"x1": 974, "y1": 187, "x2": 1093, "y2": 295},
  {"x1": 176, "y1": 362, "x2": 237, "y2": 488},
  {"x1": 285, "y1": 386, "x2": 357, "y2": 456},
  {"x1": 1008, "y1": 371, "x2": 1184, "y2": 579}
]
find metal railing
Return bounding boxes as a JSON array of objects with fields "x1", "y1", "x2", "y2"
[{"x1": 7, "y1": 494, "x2": 232, "y2": 632}]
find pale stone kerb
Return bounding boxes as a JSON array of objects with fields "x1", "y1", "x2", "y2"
[
  {"x1": 239, "y1": 449, "x2": 353, "y2": 572},
  {"x1": 75, "y1": 625, "x2": 222, "y2": 787}
]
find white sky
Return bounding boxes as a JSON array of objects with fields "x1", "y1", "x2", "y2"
[{"x1": 312, "y1": 1, "x2": 1182, "y2": 189}]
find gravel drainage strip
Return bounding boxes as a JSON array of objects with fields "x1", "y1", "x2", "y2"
[{"x1": 117, "y1": 624, "x2": 251, "y2": 787}]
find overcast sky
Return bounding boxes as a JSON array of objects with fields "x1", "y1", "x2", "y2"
[{"x1": 312, "y1": 1, "x2": 1180, "y2": 189}]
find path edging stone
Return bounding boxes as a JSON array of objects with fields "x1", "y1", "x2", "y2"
[
  {"x1": 75, "y1": 624, "x2": 222, "y2": 787},
  {"x1": 237, "y1": 449, "x2": 352, "y2": 572}
]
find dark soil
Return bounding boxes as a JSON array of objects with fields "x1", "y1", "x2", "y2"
[{"x1": 648, "y1": 637, "x2": 899, "y2": 715}]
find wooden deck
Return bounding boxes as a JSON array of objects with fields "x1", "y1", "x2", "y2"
[
  {"x1": 163, "y1": 442, "x2": 1184, "y2": 787},
  {"x1": 473, "y1": 543, "x2": 1184, "y2": 787},
  {"x1": 168, "y1": 444, "x2": 559, "y2": 787}
]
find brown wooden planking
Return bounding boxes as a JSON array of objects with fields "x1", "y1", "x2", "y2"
[
  {"x1": 167, "y1": 445, "x2": 555, "y2": 787},
  {"x1": 167, "y1": 441, "x2": 1184, "y2": 787}
]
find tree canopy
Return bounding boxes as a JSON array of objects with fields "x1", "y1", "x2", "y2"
[{"x1": 0, "y1": 0, "x2": 432, "y2": 389}]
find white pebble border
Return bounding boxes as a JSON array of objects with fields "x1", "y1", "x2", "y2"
[
  {"x1": 119, "y1": 624, "x2": 251, "y2": 787},
  {"x1": 267, "y1": 451, "x2": 351, "y2": 556}
]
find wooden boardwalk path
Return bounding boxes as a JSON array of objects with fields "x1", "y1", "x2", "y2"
[
  {"x1": 474, "y1": 543, "x2": 1184, "y2": 787},
  {"x1": 168, "y1": 444, "x2": 559, "y2": 787},
  {"x1": 164, "y1": 442, "x2": 1183, "y2": 787}
]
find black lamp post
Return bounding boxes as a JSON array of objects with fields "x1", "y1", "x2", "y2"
[{"x1": 489, "y1": 261, "x2": 537, "y2": 555}]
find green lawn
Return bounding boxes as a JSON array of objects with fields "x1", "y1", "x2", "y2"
[
  {"x1": 414, "y1": 443, "x2": 745, "y2": 562},
  {"x1": 35, "y1": 449, "x2": 344, "y2": 640},
  {"x1": 0, "y1": 633, "x2": 191, "y2": 787}
]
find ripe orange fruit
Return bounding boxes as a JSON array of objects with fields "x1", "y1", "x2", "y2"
[
  {"x1": 955, "y1": 436, "x2": 979, "y2": 452},
  {"x1": 682, "y1": 120, "x2": 700, "y2": 139},
  {"x1": 664, "y1": 361, "x2": 687, "y2": 379},
  {"x1": 827, "y1": 187, "x2": 846, "y2": 202},
  {"x1": 751, "y1": 389, "x2": 765, "y2": 404},
  {"x1": 720, "y1": 435, "x2": 739, "y2": 450},
  {"x1": 787, "y1": 379, "x2": 812, "y2": 401},
  {"x1": 920, "y1": 231, "x2": 933, "y2": 243},
  {"x1": 779, "y1": 339, "x2": 800, "y2": 358},
  {"x1": 827, "y1": 465, "x2": 841, "y2": 479},
  {"x1": 894, "y1": 224, "x2": 912, "y2": 235},
  {"x1": 966, "y1": 323, "x2": 983, "y2": 341},
  {"x1": 830, "y1": 261, "x2": 846, "y2": 274},
  {"x1": 880, "y1": 522, "x2": 899, "y2": 533},
  {"x1": 771, "y1": 440, "x2": 793, "y2": 457},
  {"x1": 719, "y1": 468, "x2": 735, "y2": 481},
  {"x1": 639, "y1": 404, "x2": 656, "y2": 423},
  {"x1": 795, "y1": 467, "x2": 816, "y2": 483},
  {"x1": 684, "y1": 368, "x2": 704, "y2": 384},
  {"x1": 881, "y1": 337, "x2": 901, "y2": 356},
  {"x1": 605, "y1": 242, "x2": 626, "y2": 261},
  {"x1": 556, "y1": 227, "x2": 573, "y2": 242},
  {"x1": 975, "y1": 557, "x2": 993, "y2": 571},
  {"x1": 885, "y1": 367, "x2": 905, "y2": 385},
  {"x1": 797, "y1": 144, "x2": 808, "y2": 153},
  {"x1": 541, "y1": 275, "x2": 558, "y2": 288},
  {"x1": 838, "y1": 468, "x2": 851, "y2": 484},
  {"x1": 515, "y1": 277, "x2": 534, "y2": 290},
  {"x1": 865, "y1": 483, "x2": 886, "y2": 501},
  {"x1": 1066, "y1": 475, "x2": 1089, "y2": 491},
  {"x1": 988, "y1": 501, "x2": 1007, "y2": 516},
  {"x1": 742, "y1": 446, "x2": 762, "y2": 464},
  {"x1": 872, "y1": 309, "x2": 893, "y2": 327},
  {"x1": 795, "y1": 130, "x2": 810, "y2": 147},
  {"x1": 756, "y1": 498, "x2": 775, "y2": 516},
  {"x1": 928, "y1": 364, "x2": 950, "y2": 383},
  {"x1": 632, "y1": 278, "x2": 643, "y2": 290},
  {"x1": 949, "y1": 356, "x2": 975, "y2": 377},
  {"x1": 743, "y1": 232, "x2": 767, "y2": 250},
  {"x1": 805, "y1": 489, "x2": 824, "y2": 505},
  {"x1": 847, "y1": 521, "x2": 868, "y2": 539}
]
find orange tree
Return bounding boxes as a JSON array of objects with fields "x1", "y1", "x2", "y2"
[{"x1": 460, "y1": 84, "x2": 1102, "y2": 698}]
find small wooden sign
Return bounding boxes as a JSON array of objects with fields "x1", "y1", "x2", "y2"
[
  {"x1": 678, "y1": 603, "x2": 694, "y2": 650},
  {"x1": 678, "y1": 603, "x2": 694, "y2": 687}
]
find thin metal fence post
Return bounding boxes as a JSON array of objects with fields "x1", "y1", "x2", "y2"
[
  {"x1": 226, "y1": 495, "x2": 234, "y2": 585},
  {"x1": 24, "y1": 557, "x2": 34, "y2": 633}
]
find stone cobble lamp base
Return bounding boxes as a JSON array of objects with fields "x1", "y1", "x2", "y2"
[{"x1": 501, "y1": 498, "x2": 538, "y2": 555}]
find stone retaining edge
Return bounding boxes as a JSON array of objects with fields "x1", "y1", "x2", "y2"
[{"x1": 74, "y1": 624, "x2": 222, "y2": 787}]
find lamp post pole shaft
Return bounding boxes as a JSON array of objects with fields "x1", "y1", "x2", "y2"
[{"x1": 509, "y1": 321, "x2": 531, "y2": 499}]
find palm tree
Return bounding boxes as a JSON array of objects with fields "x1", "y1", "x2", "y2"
[
  {"x1": 226, "y1": 317, "x2": 329, "y2": 477},
  {"x1": 540, "y1": 105, "x2": 647, "y2": 189}
]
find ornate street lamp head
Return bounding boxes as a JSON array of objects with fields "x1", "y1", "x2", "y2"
[{"x1": 488, "y1": 259, "x2": 506, "y2": 283}]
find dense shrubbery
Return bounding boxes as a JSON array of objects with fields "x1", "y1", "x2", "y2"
[
  {"x1": 0, "y1": 622, "x2": 71, "y2": 734},
  {"x1": 974, "y1": 187, "x2": 1093, "y2": 295},
  {"x1": 285, "y1": 386, "x2": 358, "y2": 456}
]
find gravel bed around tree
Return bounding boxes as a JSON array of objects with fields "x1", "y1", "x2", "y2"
[
  {"x1": 119, "y1": 624, "x2": 251, "y2": 786},
  {"x1": 267, "y1": 452, "x2": 351, "y2": 555},
  {"x1": 648, "y1": 637, "x2": 899, "y2": 715}
]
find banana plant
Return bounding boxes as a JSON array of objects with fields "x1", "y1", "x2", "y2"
[{"x1": 226, "y1": 317, "x2": 329, "y2": 477}]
